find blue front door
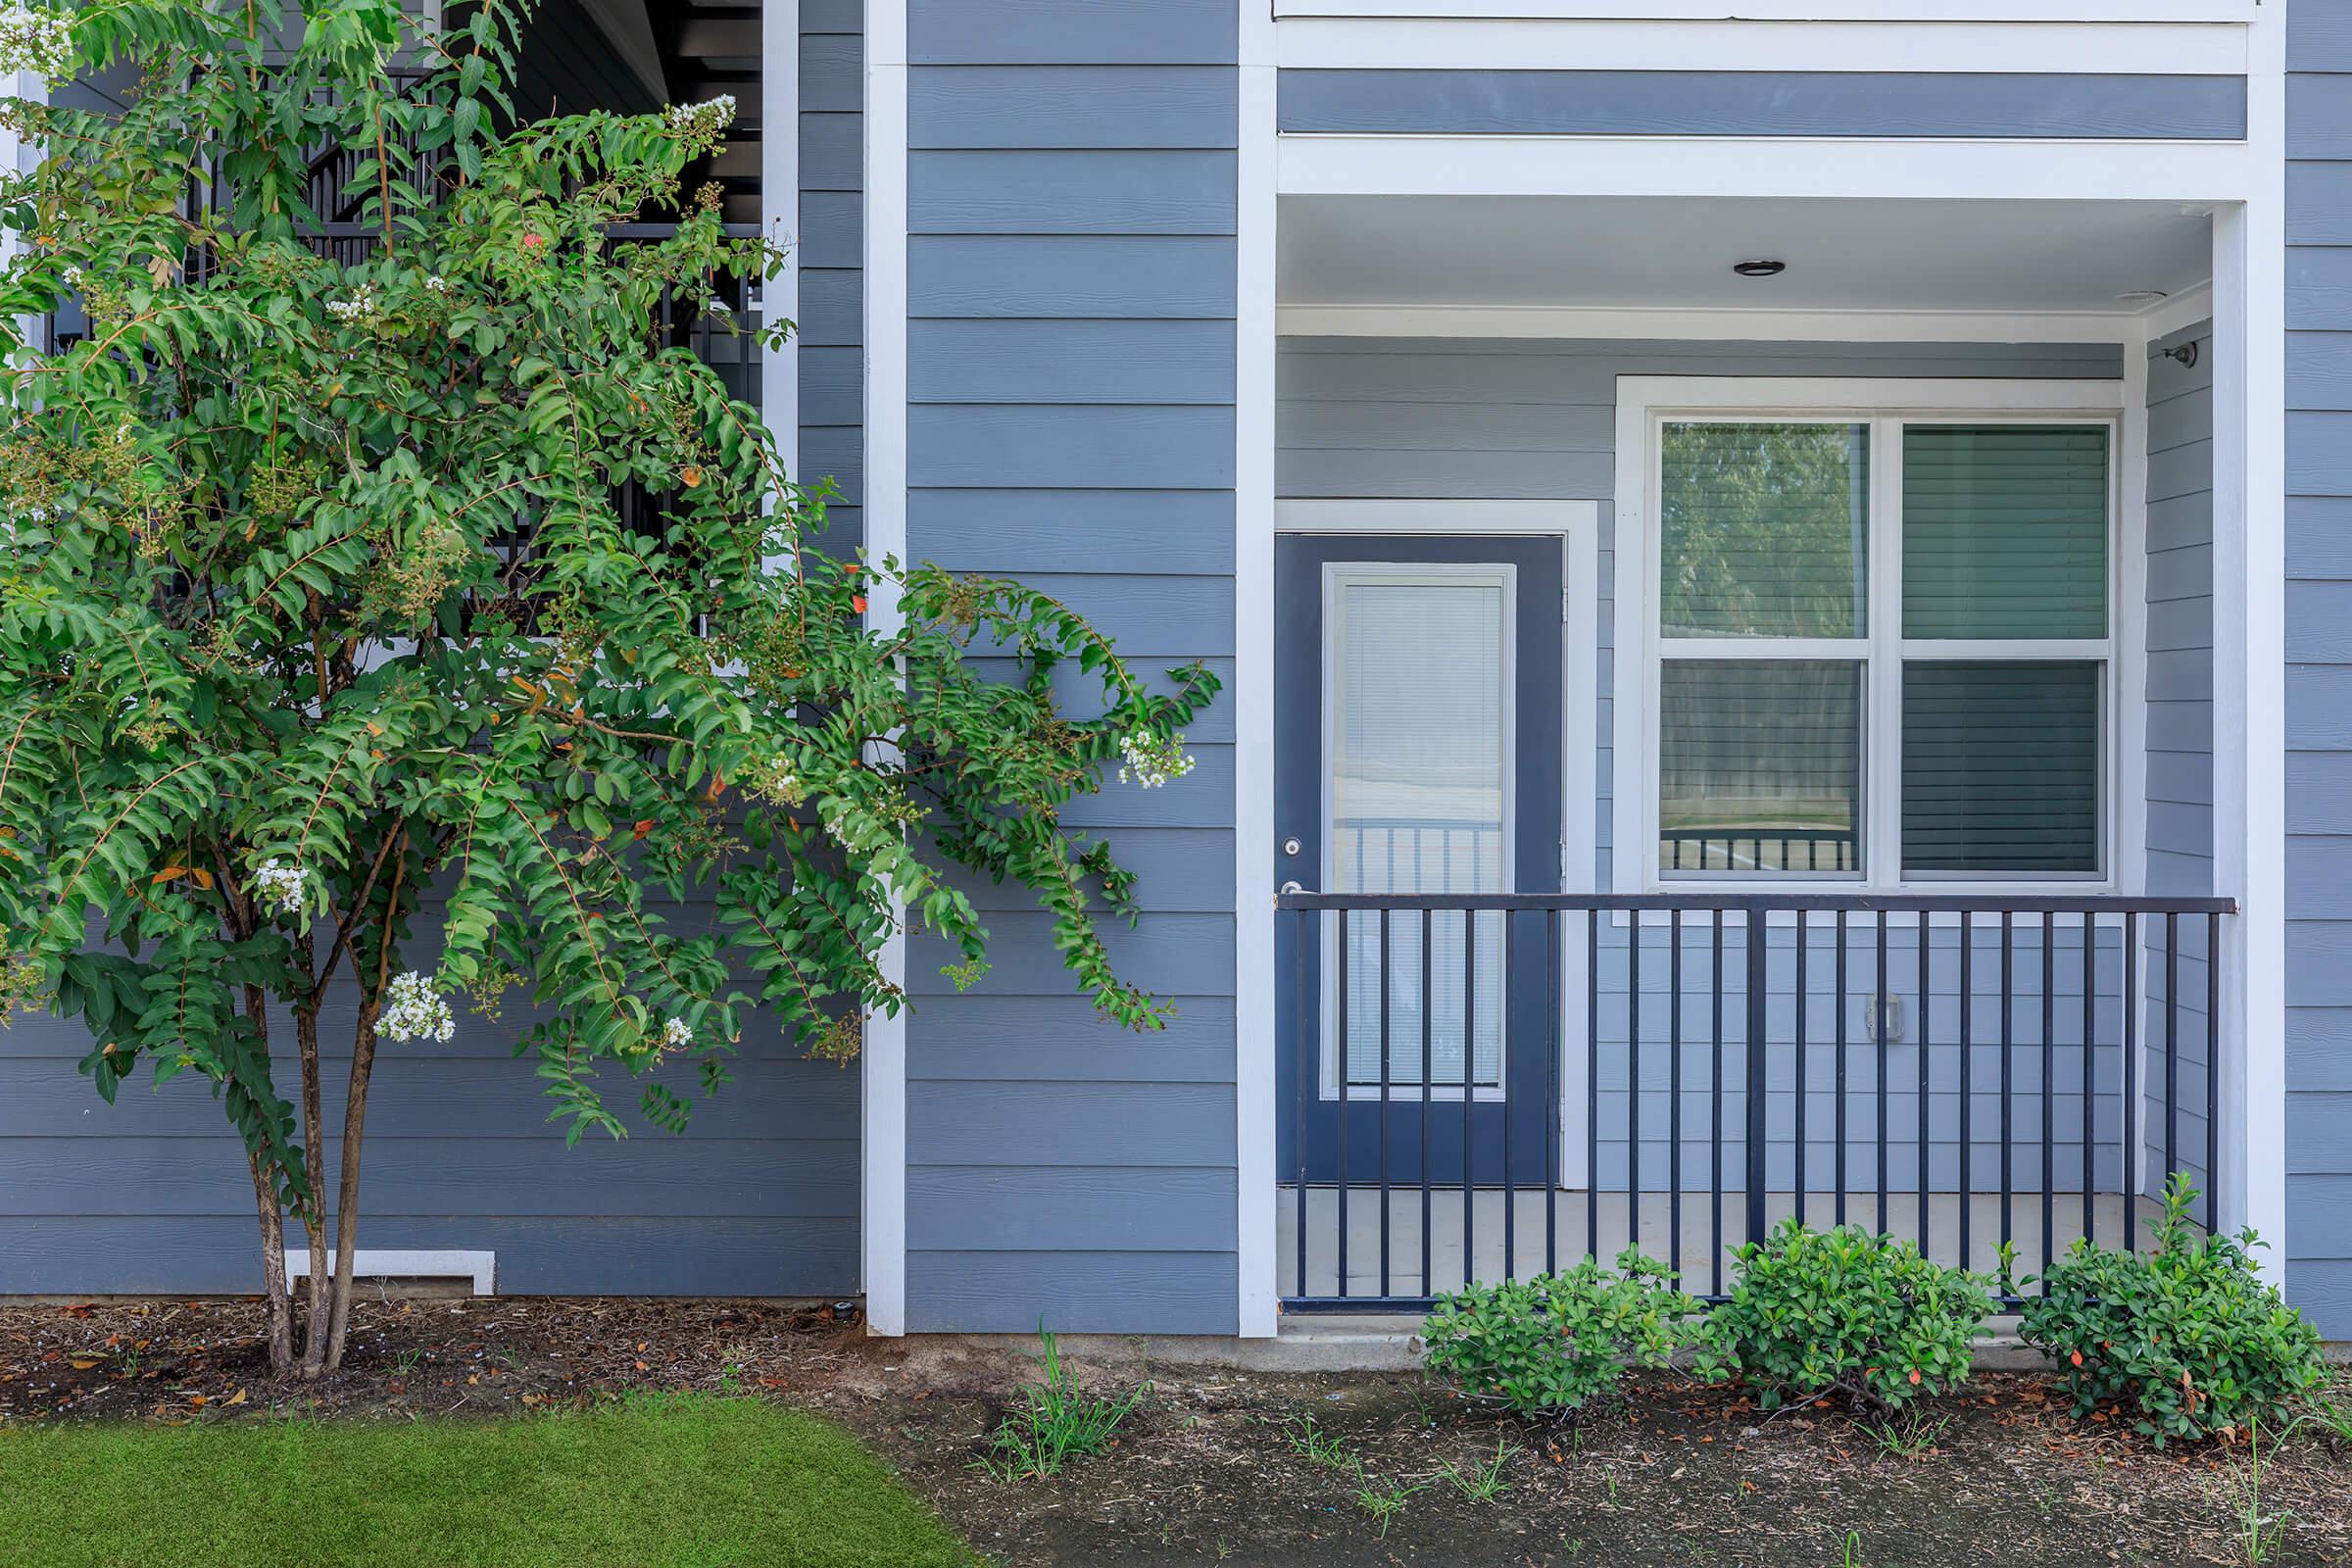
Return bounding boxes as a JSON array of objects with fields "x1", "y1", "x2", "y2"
[{"x1": 1274, "y1": 534, "x2": 1565, "y2": 1189}]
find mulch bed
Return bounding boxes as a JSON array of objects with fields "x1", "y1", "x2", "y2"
[{"x1": 3, "y1": 1295, "x2": 2348, "y2": 1566}]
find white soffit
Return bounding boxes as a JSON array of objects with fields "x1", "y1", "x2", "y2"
[{"x1": 1279, "y1": 194, "x2": 2213, "y2": 318}]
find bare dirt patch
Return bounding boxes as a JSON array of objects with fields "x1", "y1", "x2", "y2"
[{"x1": 3, "y1": 1297, "x2": 2347, "y2": 1567}]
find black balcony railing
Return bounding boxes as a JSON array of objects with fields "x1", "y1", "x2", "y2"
[{"x1": 1276, "y1": 889, "x2": 2235, "y2": 1313}]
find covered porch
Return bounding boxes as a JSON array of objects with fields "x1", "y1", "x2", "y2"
[{"x1": 1258, "y1": 185, "x2": 2254, "y2": 1314}]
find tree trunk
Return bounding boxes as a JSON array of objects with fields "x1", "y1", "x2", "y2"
[
  {"x1": 245, "y1": 1152, "x2": 295, "y2": 1375},
  {"x1": 296, "y1": 1006, "x2": 331, "y2": 1379},
  {"x1": 320, "y1": 1004, "x2": 380, "y2": 1373}
]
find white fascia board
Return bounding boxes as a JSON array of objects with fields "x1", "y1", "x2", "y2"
[
  {"x1": 1277, "y1": 18, "x2": 2249, "y2": 74},
  {"x1": 1279, "y1": 135, "x2": 2256, "y2": 204}
]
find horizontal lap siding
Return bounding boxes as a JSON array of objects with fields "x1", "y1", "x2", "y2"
[
  {"x1": 2288, "y1": 2, "x2": 2352, "y2": 1337},
  {"x1": 903, "y1": 1, "x2": 1240, "y2": 1334},
  {"x1": 1278, "y1": 71, "x2": 2246, "y2": 141},
  {"x1": 2143, "y1": 324, "x2": 2216, "y2": 1208},
  {"x1": 0, "y1": 918, "x2": 861, "y2": 1295}
]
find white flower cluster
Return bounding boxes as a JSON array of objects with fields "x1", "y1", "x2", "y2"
[
  {"x1": 379, "y1": 971, "x2": 455, "y2": 1045},
  {"x1": 423, "y1": 275, "x2": 449, "y2": 293},
  {"x1": 250, "y1": 858, "x2": 306, "y2": 916},
  {"x1": 664, "y1": 94, "x2": 737, "y2": 135},
  {"x1": 663, "y1": 1016, "x2": 693, "y2": 1049},
  {"x1": 1116, "y1": 730, "x2": 1197, "y2": 789},
  {"x1": 0, "y1": 4, "x2": 73, "y2": 77},
  {"x1": 325, "y1": 287, "x2": 378, "y2": 322}
]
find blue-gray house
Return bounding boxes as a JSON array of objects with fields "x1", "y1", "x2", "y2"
[{"x1": 15, "y1": 0, "x2": 2352, "y2": 1348}]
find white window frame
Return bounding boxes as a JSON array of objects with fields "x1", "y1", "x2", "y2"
[
  {"x1": 1613, "y1": 376, "x2": 2134, "y2": 897},
  {"x1": 1319, "y1": 561, "x2": 1518, "y2": 1102}
]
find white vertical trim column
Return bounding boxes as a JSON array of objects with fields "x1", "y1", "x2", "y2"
[
  {"x1": 1233, "y1": 1, "x2": 1280, "y2": 1340},
  {"x1": 760, "y1": 2, "x2": 799, "y2": 486},
  {"x1": 860, "y1": 0, "x2": 910, "y2": 1337},
  {"x1": 2118, "y1": 330, "x2": 2151, "y2": 899},
  {"x1": 2211, "y1": 0, "x2": 2287, "y2": 1271}
]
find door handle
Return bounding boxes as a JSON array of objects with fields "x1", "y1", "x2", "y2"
[{"x1": 1279, "y1": 880, "x2": 1304, "y2": 896}]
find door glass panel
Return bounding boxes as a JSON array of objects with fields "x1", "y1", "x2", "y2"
[{"x1": 1329, "y1": 569, "x2": 1507, "y2": 1091}]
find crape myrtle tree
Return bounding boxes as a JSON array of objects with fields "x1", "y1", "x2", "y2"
[{"x1": 0, "y1": 0, "x2": 1214, "y2": 1378}]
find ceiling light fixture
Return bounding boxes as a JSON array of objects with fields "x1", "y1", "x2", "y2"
[
  {"x1": 2116, "y1": 289, "x2": 2170, "y2": 308},
  {"x1": 1732, "y1": 260, "x2": 1787, "y2": 278}
]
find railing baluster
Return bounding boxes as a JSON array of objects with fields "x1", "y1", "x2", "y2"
[
  {"x1": 1545, "y1": 908, "x2": 1560, "y2": 1280},
  {"x1": 1421, "y1": 908, "x2": 1434, "y2": 1298},
  {"x1": 1294, "y1": 909, "x2": 1308, "y2": 1299},
  {"x1": 1919, "y1": 913, "x2": 1932, "y2": 1264},
  {"x1": 1872, "y1": 911, "x2": 1890, "y2": 1231},
  {"x1": 1836, "y1": 908, "x2": 1848, "y2": 1229},
  {"x1": 1670, "y1": 906, "x2": 1684, "y2": 1279},
  {"x1": 1960, "y1": 911, "x2": 1974, "y2": 1274},
  {"x1": 2041, "y1": 911, "x2": 2055, "y2": 1283},
  {"x1": 2125, "y1": 911, "x2": 2139, "y2": 1255},
  {"x1": 1630, "y1": 907, "x2": 1643, "y2": 1260},
  {"x1": 1588, "y1": 909, "x2": 1600, "y2": 1264},
  {"x1": 2082, "y1": 912, "x2": 2096, "y2": 1255},
  {"x1": 1712, "y1": 909, "x2": 1726, "y2": 1298},
  {"x1": 2166, "y1": 911, "x2": 2180, "y2": 1202},
  {"x1": 1337, "y1": 914, "x2": 1350, "y2": 1300},
  {"x1": 1379, "y1": 910, "x2": 1392, "y2": 1299},
  {"x1": 1795, "y1": 913, "x2": 1808, "y2": 1230},
  {"x1": 1745, "y1": 914, "x2": 1769, "y2": 1252},
  {"x1": 2000, "y1": 910, "x2": 2013, "y2": 1263},
  {"x1": 1502, "y1": 912, "x2": 1516, "y2": 1286},
  {"x1": 2207, "y1": 911, "x2": 2222, "y2": 1234},
  {"x1": 1463, "y1": 909, "x2": 1475, "y2": 1290}
]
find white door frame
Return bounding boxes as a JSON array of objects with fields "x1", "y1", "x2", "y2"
[{"x1": 1277, "y1": 499, "x2": 1602, "y2": 1187}]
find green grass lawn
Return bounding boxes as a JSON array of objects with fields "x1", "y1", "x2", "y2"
[{"x1": 0, "y1": 1393, "x2": 971, "y2": 1568}]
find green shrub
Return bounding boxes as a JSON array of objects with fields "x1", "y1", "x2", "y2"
[
  {"x1": 2014, "y1": 1175, "x2": 2326, "y2": 1446},
  {"x1": 1420, "y1": 1250, "x2": 1702, "y2": 1418},
  {"x1": 1703, "y1": 1220, "x2": 1996, "y2": 1412}
]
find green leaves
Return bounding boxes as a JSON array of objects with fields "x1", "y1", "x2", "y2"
[
  {"x1": 1422, "y1": 1251, "x2": 1704, "y2": 1418},
  {"x1": 2015, "y1": 1175, "x2": 2327, "y2": 1446},
  {"x1": 0, "y1": 0, "x2": 1216, "y2": 1215},
  {"x1": 1702, "y1": 1220, "x2": 1998, "y2": 1413}
]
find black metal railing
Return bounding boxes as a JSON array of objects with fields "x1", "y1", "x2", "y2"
[
  {"x1": 1276, "y1": 890, "x2": 2234, "y2": 1313},
  {"x1": 1659, "y1": 826, "x2": 1859, "y2": 874}
]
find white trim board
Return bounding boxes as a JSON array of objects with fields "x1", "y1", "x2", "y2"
[
  {"x1": 283, "y1": 1250, "x2": 495, "y2": 1298},
  {"x1": 1275, "y1": 499, "x2": 1603, "y2": 1188},
  {"x1": 1275, "y1": 18, "x2": 2249, "y2": 74},
  {"x1": 1277, "y1": 305, "x2": 2169, "y2": 344},
  {"x1": 1236, "y1": 3, "x2": 1281, "y2": 1341},
  {"x1": 760, "y1": 0, "x2": 799, "y2": 506},
  {"x1": 1607, "y1": 376, "x2": 2138, "y2": 901},
  {"x1": 1280, "y1": 136, "x2": 2256, "y2": 203},
  {"x1": 859, "y1": 0, "x2": 909, "y2": 1340}
]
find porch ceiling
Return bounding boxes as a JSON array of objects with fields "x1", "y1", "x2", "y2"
[{"x1": 1279, "y1": 195, "x2": 2213, "y2": 318}]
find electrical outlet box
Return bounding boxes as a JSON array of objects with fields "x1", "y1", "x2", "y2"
[{"x1": 1858, "y1": 993, "x2": 1905, "y2": 1045}]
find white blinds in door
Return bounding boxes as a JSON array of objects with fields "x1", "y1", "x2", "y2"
[{"x1": 1327, "y1": 568, "x2": 1509, "y2": 1092}]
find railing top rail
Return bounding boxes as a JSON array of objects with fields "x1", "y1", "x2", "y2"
[{"x1": 1276, "y1": 890, "x2": 2237, "y2": 914}]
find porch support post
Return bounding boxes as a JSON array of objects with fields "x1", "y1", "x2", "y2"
[
  {"x1": 859, "y1": 0, "x2": 909, "y2": 1337},
  {"x1": 1234, "y1": 0, "x2": 1280, "y2": 1340},
  {"x1": 2209, "y1": 2, "x2": 2288, "y2": 1269}
]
